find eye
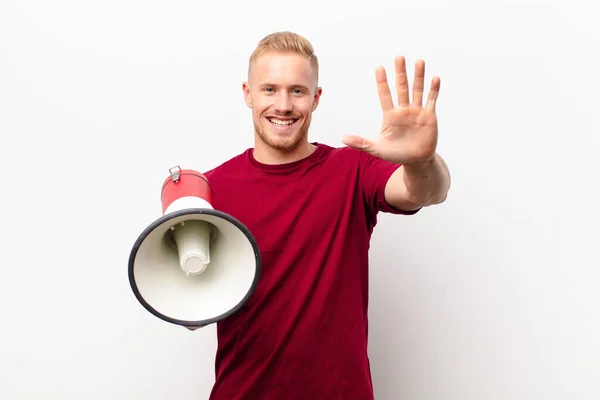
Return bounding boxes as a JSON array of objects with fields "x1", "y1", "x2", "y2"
[{"x1": 292, "y1": 89, "x2": 303, "y2": 94}]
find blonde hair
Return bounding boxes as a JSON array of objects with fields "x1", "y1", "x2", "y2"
[{"x1": 248, "y1": 31, "x2": 319, "y2": 82}]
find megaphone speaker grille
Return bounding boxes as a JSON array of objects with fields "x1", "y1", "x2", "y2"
[{"x1": 128, "y1": 208, "x2": 261, "y2": 328}]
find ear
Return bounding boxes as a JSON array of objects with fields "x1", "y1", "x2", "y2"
[
  {"x1": 311, "y1": 86, "x2": 323, "y2": 112},
  {"x1": 242, "y1": 82, "x2": 252, "y2": 108}
]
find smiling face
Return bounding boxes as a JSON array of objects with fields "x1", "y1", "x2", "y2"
[{"x1": 243, "y1": 51, "x2": 322, "y2": 158}]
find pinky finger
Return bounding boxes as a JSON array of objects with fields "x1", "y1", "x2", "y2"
[{"x1": 425, "y1": 76, "x2": 441, "y2": 112}]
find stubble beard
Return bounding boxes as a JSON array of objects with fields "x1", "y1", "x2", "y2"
[{"x1": 255, "y1": 115, "x2": 311, "y2": 153}]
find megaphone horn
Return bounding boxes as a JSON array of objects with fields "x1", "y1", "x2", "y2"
[{"x1": 128, "y1": 166, "x2": 261, "y2": 329}]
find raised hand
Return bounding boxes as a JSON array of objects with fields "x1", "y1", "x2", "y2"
[{"x1": 342, "y1": 56, "x2": 441, "y2": 166}]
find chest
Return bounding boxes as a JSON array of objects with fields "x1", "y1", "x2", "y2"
[{"x1": 210, "y1": 167, "x2": 364, "y2": 254}]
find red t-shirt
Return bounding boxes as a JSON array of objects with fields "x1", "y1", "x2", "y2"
[{"x1": 204, "y1": 143, "x2": 419, "y2": 400}]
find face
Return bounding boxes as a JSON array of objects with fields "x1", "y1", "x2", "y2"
[{"x1": 243, "y1": 51, "x2": 322, "y2": 153}]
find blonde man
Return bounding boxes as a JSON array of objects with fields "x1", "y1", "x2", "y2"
[{"x1": 203, "y1": 31, "x2": 451, "y2": 399}]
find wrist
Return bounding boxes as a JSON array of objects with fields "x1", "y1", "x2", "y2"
[{"x1": 403, "y1": 155, "x2": 436, "y2": 176}]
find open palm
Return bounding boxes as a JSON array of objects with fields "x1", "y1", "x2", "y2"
[{"x1": 342, "y1": 56, "x2": 441, "y2": 165}]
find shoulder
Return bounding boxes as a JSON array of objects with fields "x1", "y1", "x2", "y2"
[
  {"x1": 321, "y1": 142, "x2": 377, "y2": 160},
  {"x1": 318, "y1": 143, "x2": 390, "y2": 172},
  {"x1": 203, "y1": 149, "x2": 251, "y2": 180},
  {"x1": 313, "y1": 142, "x2": 364, "y2": 165},
  {"x1": 201, "y1": 143, "x2": 368, "y2": 180}
]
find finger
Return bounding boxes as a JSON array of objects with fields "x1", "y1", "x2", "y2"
[
  {"x1": 395, "y1": 56, "x2": 409, "y2": 106},
  {"x1": 375, "y1": 66, "x2": 394, "y2": 112},
  {"x1": 185, "y1": 326, "x2": 201, "y2": 331},
  {"x1": 425, "y1": 76, "x2": 441, "y2": 112},
  {"x1": 412, "y1": 59, "x2": 425, "y2": 107},
  {"x1": 341, "y1": 135, "x2": 377, "y2": 152}
]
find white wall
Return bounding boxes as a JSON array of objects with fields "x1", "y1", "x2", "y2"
[{"x1": 1, "y1": 0, "x2": 598, "y2": 399}]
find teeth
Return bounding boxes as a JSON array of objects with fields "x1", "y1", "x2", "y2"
[{"x1": 269, "y1": 118, "x2": 295, "y2": 126}]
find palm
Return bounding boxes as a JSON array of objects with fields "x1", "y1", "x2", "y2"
[{"x1": 343, "y1": 56, "x2": 441, "y2": 165}]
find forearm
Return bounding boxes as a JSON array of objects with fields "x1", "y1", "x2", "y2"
[
  {"x1": 385, "y1": 153, "x2": 451, "y2": 210},
  {"x1": 402, "y1": 154, "x2": 450, "y2": 206}
]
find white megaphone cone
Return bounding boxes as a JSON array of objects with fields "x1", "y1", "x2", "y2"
[{"x1": 128, "y1": 166, "x2": 261, "y2": 329}]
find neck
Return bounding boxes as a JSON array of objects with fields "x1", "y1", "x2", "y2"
[{"x1": 253, "y1": 140, "x2": 316, "y2": 165}]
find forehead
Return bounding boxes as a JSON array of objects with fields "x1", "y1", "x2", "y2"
[{"x1": 249, "y1": 52, "x2": 316, "y2": 87}]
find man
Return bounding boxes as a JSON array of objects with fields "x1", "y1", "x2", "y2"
[{"x1": 202, "y1": 31, "x2": 451, "y2": 399}]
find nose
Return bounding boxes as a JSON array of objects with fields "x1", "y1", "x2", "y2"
[{"x1": 274, "y1": 92, "x2": 293, "y2": 114}]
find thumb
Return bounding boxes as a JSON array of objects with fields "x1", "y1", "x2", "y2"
[{"x1": 341, "y1": 135, "x2": 377, "y2": 152}]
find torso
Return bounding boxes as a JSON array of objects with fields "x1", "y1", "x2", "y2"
[{"x1": 203, "y1": 143, "x2": 397, "y2": 400}]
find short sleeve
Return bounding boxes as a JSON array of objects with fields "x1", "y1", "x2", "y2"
[{"x1": 358, "y1": 151, "x2": 421, "y2": 218}]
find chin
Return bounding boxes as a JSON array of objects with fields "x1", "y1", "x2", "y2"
[
  {"x1": 262, "y1": 133, "x2": 304, "y2": 152},
  {"x1": 257, "y1": 122, "x2": 307, "y2": 152}
]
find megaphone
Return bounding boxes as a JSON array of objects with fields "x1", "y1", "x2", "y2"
[{"x1": 128, "y1": 166, "x2": 261, "y2": 329}]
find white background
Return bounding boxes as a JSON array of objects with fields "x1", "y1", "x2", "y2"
[{"x1": 1, "y1": 0, "x2": 599, "y2": 399}]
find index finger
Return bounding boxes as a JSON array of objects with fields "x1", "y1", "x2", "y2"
[{"x1": 376, "y1": 66, "x2": 394, "y2": 112}]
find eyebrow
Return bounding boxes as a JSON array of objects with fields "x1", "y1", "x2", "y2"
[{"x1": 259, "y1": 83, "x2": 310, "y2": 90}]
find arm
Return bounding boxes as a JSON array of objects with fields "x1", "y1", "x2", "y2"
[
  {"x1": 342, "y1": 54, "x2": 449, "y2": 210},
  {"x1": 384, "y1": 153, "x2": 451, "y2": 211}
]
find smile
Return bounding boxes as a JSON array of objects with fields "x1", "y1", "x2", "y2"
[{"x1": 267, "y1": 117, "x2": 298, "y2": 126}]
